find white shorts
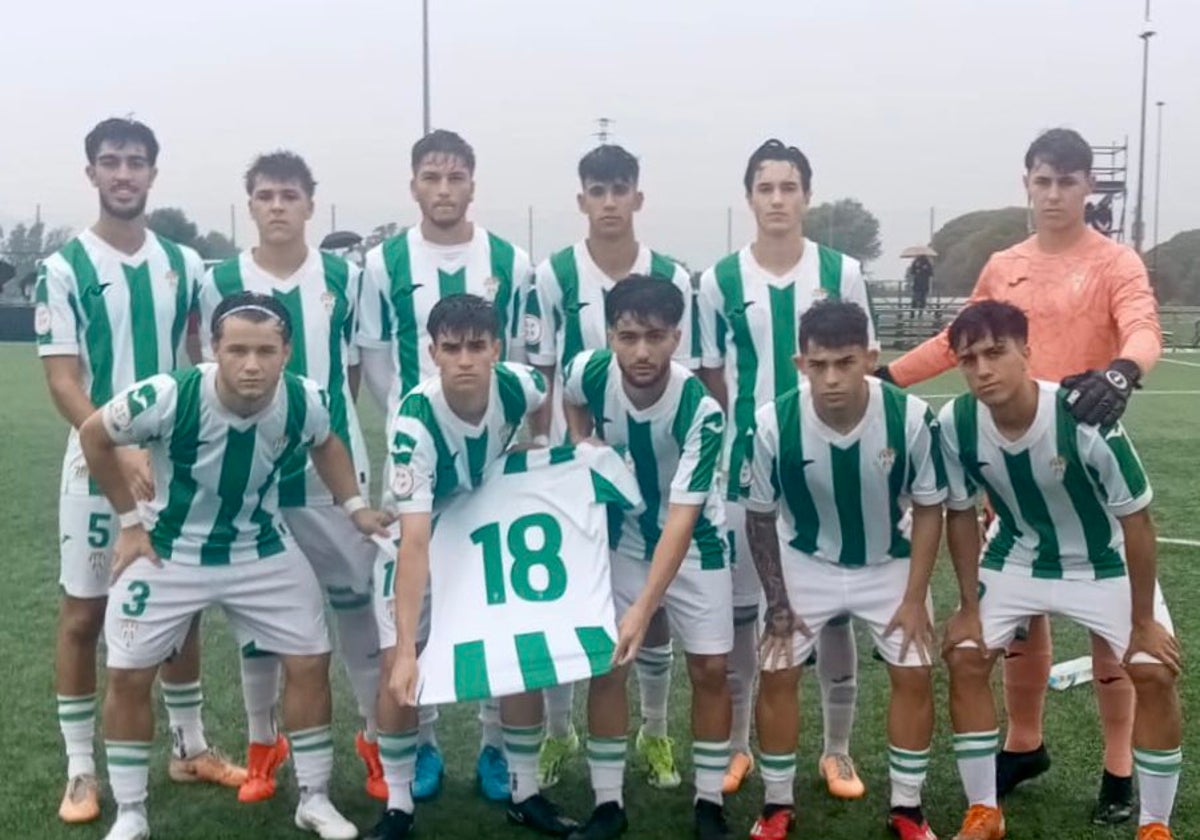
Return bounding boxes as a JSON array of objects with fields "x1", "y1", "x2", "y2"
[
  {"x1": 725, "y1": 502, "x2": 762, "y2": 609},
  {"x1": 971, "y1": 567, "x2": 1175, "y2": 664},
  {"x1": 105, "y1": 547, "x2": 331, "y2": 669},
  {"x1": 372, "y1": 540, "x2": 430, "y2": 651},
  {"x1": 763, "y1": 557, "x2": 932, "y2": 672},
  {"x1": 58, "y1": 494, "x2": 119, "y2": 599},
  {"x1": 611, "y1": 553, "x2": 733, "y2": 656},
  {"x1": 283, "y1": 505, "x2": 375, "y2": 611}
]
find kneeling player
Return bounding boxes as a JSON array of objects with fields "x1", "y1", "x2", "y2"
[
  {"x1": 80, "y1": 292, "x2": 391, "y2": 840},
  {"x1": 372, "y1": 294, "x2": 579, "y2": 839},
  {"x1": 561, "y1": 276, "x2": 733, "y2": 840},
  {"x1": 939, "y1": 301, "x2": 1182, "y2": 840},
  {"x1": 746, "y1": 301, "x2": 944, "y2": 840}
]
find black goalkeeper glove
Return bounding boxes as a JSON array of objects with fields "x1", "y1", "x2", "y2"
[
  {"x1": 1061, "y1": 358, "x2": 1141, "y2": 426},
  {"x1": 874, "y1": 365, "x2": 896, "y2": 384}
]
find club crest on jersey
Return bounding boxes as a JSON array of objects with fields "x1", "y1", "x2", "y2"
[
  {"x1": 523, "y1": 314, "x2": 542, "y2": 345},
  {"x1": 272, "y1": 436, "x2": 289, "y2": 456},
  {"x1": 34, "y1": 303, "x2": 52, "y2": 336},
  {"x1": 1050, "y1": 455, "x2": 1067, "y2": 480},
  {"x1": 738, "y1": 460, "x2": 752, "y2": 488},
  {"x1": 164, "y1": 270, "x2": 179, "y2": 290},
  {"x1": 483, "y1": 275, "x2": 500, "y2": 301},
  {"x1": 877, "y1": 447, "x2": 896, "y2": 471},
  {"x1": 391, "y1": 464, "x2": 416, "y2": 500},
  {"x1": 812, "y1": 286, "x2": 829, "y2": 301},
  {"x1": 321, "y1": 290, "x2": 336, "y2": 314}
]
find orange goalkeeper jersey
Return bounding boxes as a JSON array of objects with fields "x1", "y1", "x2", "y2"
[{"x1": 889, "y1": 227, "x2": 1161, "y2": 386}]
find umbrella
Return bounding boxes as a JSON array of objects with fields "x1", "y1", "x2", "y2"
[
  {"x1": 320, "y1": 230, "x2": 363, "y2": 250},
  {"x1": 0, "y1": 259, "x2": 14, "y2": 285},
  {"x1": 900, "y1": 245, "x2": 937, "y2": 259}
]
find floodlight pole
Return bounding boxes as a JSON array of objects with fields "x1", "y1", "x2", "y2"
[
  {"x1": 1153, "y1": 100, "x2": 1164, "y2": 257},
  {"x1": 422, "y1": 0, "x2": 431, "y2": 135},
  {"x1": 1132, "y1": 28, "x2": 1154, "y2": 253}
]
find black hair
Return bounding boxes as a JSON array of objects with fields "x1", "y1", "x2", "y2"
[
  {"x1": 412, "y1": 129, "x2": 475, "y2": 174},
  {"x1": 85, "y1": 117, "x2": 159, "y2": 166},
  {"x1": 948, "y1": 300, "x2": 1029, "y2": 354},
  {"x1": 578, "y1": 144, "x2": 639, "y2": 186},
  {"x1": 426, "y1": 293, "x2": 499, "y2": 342},
  {"x1": 245, "y1": 150, "x2": 317, "y2": 197},
  {"x1": 1024, "y1": 128, "x2": 1092, "y2": 175},
  {"x1": 743, "y1": 138, "x2": 812, "y2": 194},
  {"x1": 211, "y1": 291, "x2": 293, "y2": 343},
  {"x1": 604, "y1": 274, "x2": 684, "y2": 328},
  {"x1": 797, "y1": 300, "x2": 870, "y2": 352}
]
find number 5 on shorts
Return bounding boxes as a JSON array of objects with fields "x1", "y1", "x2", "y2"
[{"x1": 122, "y1": 580, "x2": 151, "y2": 617}]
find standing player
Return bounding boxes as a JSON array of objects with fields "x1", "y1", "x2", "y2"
[
  {"x1": 560, "y1": 277, "x2": 732, "y2": 840},
  {"x1": 880, "y1": 129, "x2": 1162, "y2": 823},
  {"x1": 35, "y1": 118, "x2": 242, "y2": 825},
  {"x1": 939, "y1": 301, "x2": 1181, "y2": 840},
  {"x1": 524, "y1": 144, "x2": 698, "y2": 790},
  {"x1": 369, "y1": 294, "x2": 580, "y2": 840},
  {"x1": 197, "y1": 151, "x2": 383, "y2": 803},
  {"x1": 696, "y1": 139, "x2": 878, "y2": 797},
  {"x1": 357, "y1": 130, "x2": 534, "y2": 801},
  {"x1": 745, "y1": 301, "x2": 944, "y2": 840},
  {"x1": 80, "y1": 293, "x2": 390, "y2": 840}
]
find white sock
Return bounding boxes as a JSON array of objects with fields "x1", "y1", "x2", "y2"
[
  {"x1": 759, "y1": 752, "x2": 796, "y2": 806},
  {"x1": 953, "y1": 730, "x2": 999, "y2": 808},
  {"x1": 587, "y1": 734, "x2": 627, "y2": 807},
  {"x1": 727, "y1": 615, "x2": 758, "y2": 754},
  {"x1": 693, "y1": 739, "x2": 730, "y2": 805},
  {"x1": 479, "y1": 699, "x2": 504, "y2": 751},
  {"x1": 58, "y1": 693, "x2": 96, "y2": 778},
  {"x1": 888, "y1": 744, "x2": 930, "y2": 808},
  {"x1": 635, "y1": 643, "x2": 672, "y2": 738},
  {"x1": 1134, "y1": 747, "x2": 1182, "y2": 827},
  {"x1": 816, "y1": 619, "x2": 857, "y2": 757},
  {"x1": 334, "y1": 606, "x2": 381, "y2": 741},
  {"x1": 106, "y1": 740, "x2": 151, "y2": 806},
  {"x1": 379, "y1": 730, "x2": 417, "y2": 813},
  {"x1": 239, "y1": 653, "x2": 280, "y2": 745},
  {"x1": 161, "y1": 680, "x2": 208, "y2": 759},
  {"x1": 504, "y1": 723, "x2": 543, "y2": 804},
  {"x1": 290, "y1": 725, "x2": 334, "y2": 795},
  {"x1": 417, "y1": 705, "x2": 439, "y2": 748},
  {"x1": 544, "y1": 683, "x2": 575, "y2": 739}
]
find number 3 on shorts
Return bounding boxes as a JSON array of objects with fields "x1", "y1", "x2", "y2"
[{"x1": 122, "y1": 580, "x2": 151, "y2": 618}]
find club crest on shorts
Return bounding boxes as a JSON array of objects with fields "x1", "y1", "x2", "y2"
[
  {"x1": 321, "y1": 290, "x2": 335, "y2": 314},
  {"x1": 878, "y1": 446, "x2": 896, "y2": 471},
  {"x1": 483, "y1": 275, "x2": 500, "y2": 301},
  {"x1": 34, "y1": 303, "x2": 52, "y2": 336},
  {"x1": 391, "y1": 463, "x2": 415, "y2": 500},
  {"x1": 120, "y1": 619, "x2": 139, "y2": 646},
  {"x1": 89, "y1": 550, "x2": 106, "y2": 573},
  {"x1": 523, "y1": 314, "x2": 542, "y2": 345},
  {"x1": 1050, "y1": 455, "x2": 1067, "y2": 480}
]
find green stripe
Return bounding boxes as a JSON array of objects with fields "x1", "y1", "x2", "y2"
[
  {"x1": 714, "y1": 254, "x2": 757, "y2": 499},
  {"x1": 503, "y1": 451, "x2": 528, "y2": 474},
  {"x1": 817, "y1": 244, "x2": 843, "y2": 299},
  {"x1": 514, "y1": 631, "x2": 558, "y2": 691},
  {"x1": 1003, "y1": 449, "x2": 1062, "y2": 578},
  {"x1": 575, "y1": 626, "x2": 615, "y2": 678},
  {"x1": 156, "y1": 235, "x2": 192, "y2": 366},
  {"x1": 775, "y1": 389, "x2": 818, "y2": 553},
  {"x1": 552, "y1": 247, "x2": 584, "y2": 368},
  {"x1": 590, "y1": 469, "x2": 637, "y2": 510},
  {"x1": 627, "y1": 417, "x2": 662, "y2": 560},
  {"x1": 694, "y1": 514, "x2": 726, "y2": 570},
  {"x1": 273, "y1": 285, "x2": 309, "y2": 506},
  {"x1": 524, "y1": 279, "x2": 544, "y2": 356},
  {"x1": 328, "y1": 592, "x2": 373, "y2": 611},
  {"x1": 1101, "y1": 425, "x2": 1149, "y2": 498},
  {"x1": 320, "y1": 252, "x2": 353, "y2": 465},
  {"x1": 648, "y1": 251, "x2": 676, "y2": 281},
  {"x1": 453, "y1": 640, "x2": 491, "y2": 701},
  {"x1": 383, "y1": 233, "x2": 420, "y2": 396},
  {"x1": 211, "y1": 258, "x2": 245, "y2": 298},
  {"x1": 398, "y1": 393, "x2": 458, "y2": 499},
  {"x1": 757, "y1": 754, "x2": 796, "y2": 769},
  {"x1": 831, "y1": 442, "x2": 867, "y2": 566},
  {"x1": 495, "y1": 363, "x2": 529, "y2": 426},
  {"x1": 379, "y1": 743, "x2": 417, "y2": 761},
  {"x1": 200, "y1": 425, "x2": 257, "y2": 565},
  {"x1": 692, "y1": 745, "x2": 731, "y2": 758},
  {"x1": 487, "y1": 232, "x2": 518, "y2": 351},
  {"x1": 437, "y1": 267, "x2": 465, "y2": 298},
  {"x1": 1056, "y1": 401, "x2": 1123, "y2": 577},
  {"x1": 106, "y1": 755, "x2": 150, "y2": 766},
  {"x1": 58, "y1": 710, "x2": 95, "y2": 721},
  {"x1": 882, "y1": 384, "x2": 912, "y2": 558},
  {"x1": 34, "y1": 263, "x2": 52, "y2": 345},
  {"x1": 249, "y1": 375, "x2": 306, "y2": 557},
  {"x1": 151, "y1": 369, "x2": 203, "y2": 559},
  {"x1": 954, "y1": 747, "x2": 999, "y2": 759},
  {"x1": 466, "y1": 431, "x2": 489, "y2": 488},
  {"x1": 580, "y1": 350, "x2": 612, "y2": 439},
  {"x1": 292, "y1": 740, "x2": 333, "y2": 753},
  {"x1": 953, "y1": 396, "x2": 1019, "y2": 570},
  {"x1": 63, "y1": 239, "x2": 115, "y2": 406},
  {"x1": 767, "y1": 283, "x2": 798, "y2": 398}
]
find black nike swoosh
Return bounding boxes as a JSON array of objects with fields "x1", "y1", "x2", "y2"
[
  {"x1": 1097, "y1": 676, "x2": 1124, "y2": 685},
  {"x1": 85, "y1": 283, "x2": 112, "y2": 297},
  {"x1": 831, "y1": 675, "x2": 854, "y2": 684},
  {"x1": 801, "y1": 459, "x2": 814, "y2": 467}
]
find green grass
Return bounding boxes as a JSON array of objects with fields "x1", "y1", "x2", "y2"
[{"x1": 2, "y1": 343, "x2": 1197, "y2": 839}]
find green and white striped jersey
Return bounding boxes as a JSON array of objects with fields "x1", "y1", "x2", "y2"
[
  {"x1": 562, "y1": 349, "x2": 726, "y2": 570},
  {"x1": 357, "y1": 226, "x2": 533, "y2": 412},
  {"x1": 416, "y1": 443, "x2": 642, "y2": 704},
  {"x1": 524, "y1": 241, "x2": 699, "y2": 372},
  {"x1": 696, "y1": 241, "x2": 877, "y2": 498},
  {"x1": 101, "y1": 365, "x2": 331, "y2": 565},
  {"x1": 938, "y1": 380, "x2": 1153, "y2": 580},
  {"x1": 746, "y1": 379, "x2": 946, "y2": 567},
  {"x1": 197, "y1": 248, "x2": 367, "y2": 507},
  {"x1": 388, "y1": 362, "x2": 547, "y2": 513},
  {"x1": 35, "y1": 229, "x2": 203, "y2": 496}
]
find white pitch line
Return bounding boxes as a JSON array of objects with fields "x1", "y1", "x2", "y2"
[
  {"x1": 913, "y1": 390, "x2": 1200, "y2": 399},
  {"x1": 1158, "y1": 537, "x2": 1200, "y2": 548},
  {"x1": 1160, "y1": 357, "x2": 1200, "y2": 369}
]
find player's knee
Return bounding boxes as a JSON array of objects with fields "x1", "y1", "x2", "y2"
[
  {"x1": 888, "y1": 665, "x2": 933, "y2": 700},
  {"x1": 686, "y1": 654, "x2": 728, "y2": 696},
  {"x1": 590, "y1": 667, "x2": 628, "y2": 696},
  {"x1": 59, "y1": 597, "x2": 105, "y2": 642},
  {"x1": 281, "y1": 653, "x2": 331, "y2": 690},
  {"x1": 947, "y1": 648, "x2": 993, "y2": 684},
  {"x1": 757, "y1": 667, "x2": 799, "y2": 701},
  {"x1": 1126, "y1": 662, "x2": 1177, "y2": 700},
  {"x1": 107, "y1": 667, "x2": 156, "y2": 700}
]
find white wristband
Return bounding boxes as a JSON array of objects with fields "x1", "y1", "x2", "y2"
[
  {"x1": 118, "y1": 509, "x2": 141, "y2": 530},
  {"x1": 342, "y1": 495, "x2": 367, "y2": 515},
  {"x1": 531, "y1": 434, "x2": 550, "y2": 447}
]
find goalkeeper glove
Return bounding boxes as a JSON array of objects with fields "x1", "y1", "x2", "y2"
[
  {"x1": 1061, "y1": 358, "x2": 1141, "y2": 427},
  {"x1": 874, "y1": 365, "x2": 896, "y2": 384}
]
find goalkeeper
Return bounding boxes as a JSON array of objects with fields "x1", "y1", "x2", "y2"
[{"x1": 879, "y1": 128, "x2": 1161, "y2": 826}]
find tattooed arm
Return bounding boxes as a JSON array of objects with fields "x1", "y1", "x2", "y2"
[{"x1": 746, "y1": 509, "x2": 808, "y2": 670}]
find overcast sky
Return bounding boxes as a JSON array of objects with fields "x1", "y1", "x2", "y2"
[{"x1": 2, "y1": 0, "x2": 1195, "y2": 278}]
